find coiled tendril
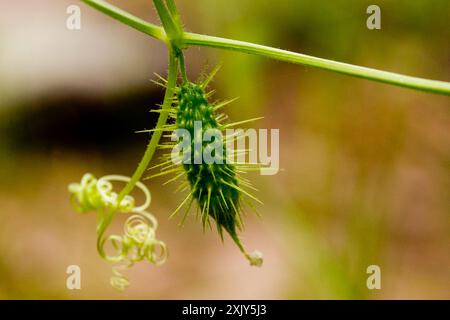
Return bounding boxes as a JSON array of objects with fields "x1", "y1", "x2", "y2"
[{"x1": 69, "y1": 173, "x2": 167, "y2": 290}]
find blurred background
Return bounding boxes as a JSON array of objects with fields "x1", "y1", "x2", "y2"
[{"x1": 0, "y1": 0, "x2": 449, "y2": 299}]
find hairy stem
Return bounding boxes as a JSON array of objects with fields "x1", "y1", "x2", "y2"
[
  {"x1": 179, "y1": 52, "x2": 189, "y2": 83},
  {"x1": 152, "y1": 0, "x2": 180, "y2": 41},
  {"x1": 165, "y1": 0, "x2": 182, "y2": 28},
  {"x1": 81, "y1": 0, "x2": 450, "y2": 96}
]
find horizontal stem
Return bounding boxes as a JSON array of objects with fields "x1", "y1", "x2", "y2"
[
  {"x1": 82, "y1": 0, "x2": 166, "y2": 42},
  {"x1": 183, "y1": 33, "x2": 450, "y2": 95},
  {"x1": 81, "y1": 0, "x2": 450, "y2": 96}
]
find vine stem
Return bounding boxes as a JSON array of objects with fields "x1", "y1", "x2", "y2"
[
  {"x1": 82, "y1": 0, "x2": 166, "y2": 42},
  {"x1": 152, "y1": 0, "x2": 180, "y2": 42},
  {"x1": 95, "y1": 48, "x2": 177, "y2": 249},
  {"x1": 183, "y1": 33, "x2": 450, "y2": 95},
  {"x1": 81, "y1": 0, "x2": 450, "y2": 96},
  {"x1": 117, "y1": 48, "x2": 179, "y2": 201}
]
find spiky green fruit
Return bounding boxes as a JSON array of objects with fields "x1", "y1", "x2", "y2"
[
  {"x1": 176, "y1": 82, "x2": 241, "y2": 241},
  {"x1": 148, "y1": 72, "x2": 263, "y2": 266}
]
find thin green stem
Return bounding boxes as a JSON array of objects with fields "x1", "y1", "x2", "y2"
[
  {"x1": 117, "y1": 48, "x2": 179, "y2": 201},
  {"x1": 81, "y1": 0, "x2": 450, "y2": 96},
  {"x1": 115, "y1": 1, "x2": 182, "y2": 201},
  {"x1": 165, "y1": 0, "x2": 182, "y2": 28},
  {"x1": 183, "y1": 32, "x2": 450, "y2": 95},
  {"x1": 96, "y1": 207, "x2": 114, "y2": 258},
  {"x1": 178, "y1": 52, "x2": 189, "y2": 83},
  {"x1": 153, "y1": 0, "x2": 180, "y2": 41},
  {"x1": 82, "y1": 0, "x2": 166, "y2": 42}
]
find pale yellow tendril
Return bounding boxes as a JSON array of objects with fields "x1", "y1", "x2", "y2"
[{"x1": 68, "y1": 173, "x2": 167, "y2": 290}]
